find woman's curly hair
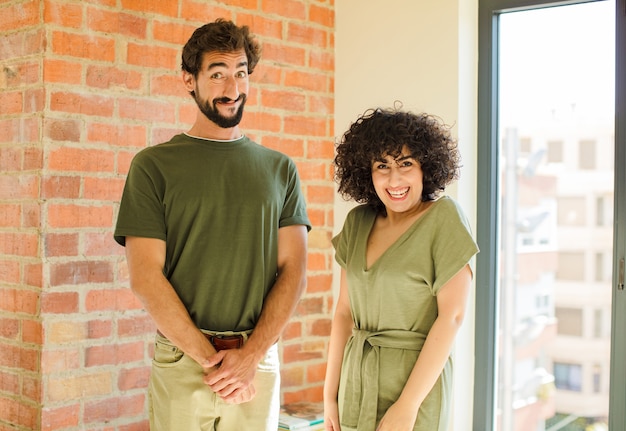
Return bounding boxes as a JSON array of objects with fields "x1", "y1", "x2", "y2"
[
  {"x1": 334, "y1": 107, "x2": 461, "y2": 213},
  {"x1": 182, "y1": 19, "x2": 262, "y2": 76}
]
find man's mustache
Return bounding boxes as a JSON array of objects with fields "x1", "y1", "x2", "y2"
[{"x1": 214, "y1": 95, "x2": 245, "y2": 104}]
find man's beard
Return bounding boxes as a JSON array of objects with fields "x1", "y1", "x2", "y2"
[{"x1": 195, "y1": 93, "x2": 247, "y2": 128}]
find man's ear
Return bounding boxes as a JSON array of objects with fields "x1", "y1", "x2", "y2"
[{"x1": 182, "y1": 71, "x2": 195, "y2": 93}]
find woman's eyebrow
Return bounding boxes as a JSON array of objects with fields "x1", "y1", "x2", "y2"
[{"x1": 394, "y1": 155, "x2": 413, "y2": 162}]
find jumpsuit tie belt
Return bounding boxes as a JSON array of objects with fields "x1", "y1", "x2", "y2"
[{"x1": 342, "y1": 328, "x2": 426, "y2": 431}]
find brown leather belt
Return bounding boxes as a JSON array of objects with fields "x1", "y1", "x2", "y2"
[
  {"x1": 204, "y1": 333, "x2": 244, "y2": 351},
  {"x1": 156, "y1": 330, "x2": 245, "y2": 352}
]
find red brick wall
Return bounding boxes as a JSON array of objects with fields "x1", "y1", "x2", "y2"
[{"x1": 0, "y1": 1, "x2": 335, "y2": 429}]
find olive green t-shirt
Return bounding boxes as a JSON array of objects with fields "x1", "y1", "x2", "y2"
[{"x1": 114, "y1": 134, "x2": 311, "y2": 331}]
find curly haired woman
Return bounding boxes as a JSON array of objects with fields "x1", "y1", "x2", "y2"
[{"x1": 324, "y1": 108, "x2": 479, "y2": 431}]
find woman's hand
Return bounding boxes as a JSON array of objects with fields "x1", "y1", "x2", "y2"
[
  {"x1": 376, "y1": 398, "x2": 419, "y2": 431},
  {"x1": 324, "y1": 399, "x2": 342, "y2": 431}
]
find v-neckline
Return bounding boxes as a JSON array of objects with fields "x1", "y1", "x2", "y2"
[{"x1": 363, "y1": 198, "x2": 441, "y2": 272}]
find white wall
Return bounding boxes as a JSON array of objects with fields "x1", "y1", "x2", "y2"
[{"x1": 334, "y1": 0, "x2": 479, "y2": 427}]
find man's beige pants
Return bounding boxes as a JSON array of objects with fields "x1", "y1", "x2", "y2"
[{"x1": 148, "y1": 333, "x2": 280, "y2": 431}]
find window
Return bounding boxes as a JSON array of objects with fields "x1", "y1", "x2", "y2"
[
  {"x1": 597, "y1": 196, "x2": 605, "y2": 226},
  {"x1": 555, "y1": 307, "x2": 583, "y2": 336},
  {"x1": 594, "y1": 309, "x2": 603, "y2": 338},
  {"x1": 535, "y1": 293, "x2": 550, "y2": 311},
  {"x1": 595, "y1": 252, "x2": 611, "y2": 282},
  {"x1": 593, "y1": 364, "x2": 602, "y2": 393},
  {"x1": 579, "y1": 139, "x2": 597, "y2": 170},
  {"x1": 553, "y1": 362, "x2": 582, "y2": 391},
  {"x1": 547, "y1": 140, "x2": 564, "y2": 163},
  {"x1": 596, "y1": 194, "x2": 614, "y2": 227},
  {"x1": 475, "y1": 1, "x2": 622, "y2": 430},
  {"x1": 557, "y1": 196, "x2": 586, "y2": 226},
  {"x1": 557, "y1": 252, "x2": 585, "y2": 281}
]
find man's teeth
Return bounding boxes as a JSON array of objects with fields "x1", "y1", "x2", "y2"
[{"x1": 388, "y1": 188, "x2": 409, "y2": 198}]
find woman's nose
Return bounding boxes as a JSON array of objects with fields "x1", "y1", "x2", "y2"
[{"x1": 388, "y1": 165, "x2": 403, "y2": 183}]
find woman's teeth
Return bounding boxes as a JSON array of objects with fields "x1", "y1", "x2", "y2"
[{"x1": 388, "y1": 188, "x2": 409, "y2": 198}]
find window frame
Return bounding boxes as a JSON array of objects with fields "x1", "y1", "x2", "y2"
[{"x1": 474, "y1": 0, "x2": 626, "y2": 429}]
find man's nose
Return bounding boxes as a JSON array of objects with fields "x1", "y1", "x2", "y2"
[{"x1": 223, "y1": 75, "x2": 240, "y2": 100}]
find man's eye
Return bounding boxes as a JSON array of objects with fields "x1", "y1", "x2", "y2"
[
  {"x1": 211, "y1": 72, "x2": 224, "y2": 79},
  {"x1": 235, "y1": 71, "x2": 248, "y2": 78}
]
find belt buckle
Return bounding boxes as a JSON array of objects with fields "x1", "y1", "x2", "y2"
[{"x1": 207, "y1": 333, "x2": 244, "y2": 351}]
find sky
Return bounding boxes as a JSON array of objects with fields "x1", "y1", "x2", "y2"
[{"x1": 498, "y1": 0, "x2": 615, "y2": 128}]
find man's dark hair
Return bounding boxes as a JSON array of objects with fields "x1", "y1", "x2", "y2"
[
  {"x1": 182, "y1": 18, "x2": 261, "y2": 75},
  {"x1": 334, "y1": 107, "x2": 461, "y2": 213}
]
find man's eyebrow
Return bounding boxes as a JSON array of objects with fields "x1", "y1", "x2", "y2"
[{"x1": 207, "y1": 60, "x2": 249, "y2": 70}]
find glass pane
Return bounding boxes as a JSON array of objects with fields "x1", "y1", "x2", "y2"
[{"x1": 496, "y1": 2, "x2": 615, "y2": 431}]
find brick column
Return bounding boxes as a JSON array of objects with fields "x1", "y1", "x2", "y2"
[
  {"x1": 1, "y1": 1, "x2": 46, "y2": 429},
  {"x1": 1, "y1": 1, "x2": 335, "y2": 429}
]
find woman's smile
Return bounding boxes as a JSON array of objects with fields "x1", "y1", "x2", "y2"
[{"x1": 387, "y1": 187, "x2": 410, "y2": 200}]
